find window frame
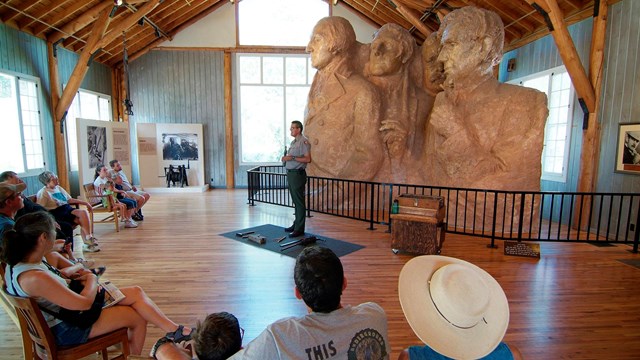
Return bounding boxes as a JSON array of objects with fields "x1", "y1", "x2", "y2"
[
  {"x1": 65, "y1": 88, "x2": 112, "y2": 171},
  {"x1": 0, "y1": 69, "x2": 46, "y2": 177},
  {"x1": 508, "y1": 66, "x2": 575, "y2": 183},
  {"x1": 236, "y1": 52, "x2": 314, "y2": 166}
]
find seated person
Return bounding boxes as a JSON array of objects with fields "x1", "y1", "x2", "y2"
[
  {"x1": 2, "y1": 211, "x2": 194, "y2": 355},
  {"x1": 397, "y1": 255, "x2": 522, "y2": 360},
  {"x1": 95, "y1": 165, "x2": 138, "y2": 228},
  {"x1": 110, "y1": 159, "x2": 149, "y2": 221},
  {"x1": 36, "y1": 171, "x2": 99, "y2": 252},
  {"x1": 230, "y1": 246, "x2": 390, "y2": 359},
  {"x1": 0, "y1": 180, "x2": 95, "y2": 269},
  {"x1": 104, "y1": 178, "x2": 138, "y2": 229},
  {"x1": 151, "y1": 312, "x2": 243, "y2": 360}
]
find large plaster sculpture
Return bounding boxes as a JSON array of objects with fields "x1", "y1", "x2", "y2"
[
  {"x1": 366, "y1": 24, "x2": 434, "y2": 184},
  {"x1": 303, "y1": 16, "x2": 384, "y2": 181},
  {"x1": 424, "y1": 6, "x2": 548, "y2": 230}
]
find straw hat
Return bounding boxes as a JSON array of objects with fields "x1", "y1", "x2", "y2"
[{"x1": 398, "y1": 255, "x2": 509, "y2": 359}]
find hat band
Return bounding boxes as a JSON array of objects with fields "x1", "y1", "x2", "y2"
[{"x1": 428, "y1": 280, "x2": 487, "y2": 330}]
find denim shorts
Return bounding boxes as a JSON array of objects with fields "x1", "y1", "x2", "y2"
[{"x1": 51, "y1": 321, "x2": 91, "y2": 346}]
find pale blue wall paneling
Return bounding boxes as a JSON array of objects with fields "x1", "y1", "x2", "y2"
[{"x1": 128, "y1": 50, "x2": 226, "y2": 187}]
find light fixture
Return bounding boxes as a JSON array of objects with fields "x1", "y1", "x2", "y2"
[
  {"x1": 138, "y1": 18, "x2": 145, "y2": 26},
  {"x1": 114, "y1": 0, "x2": 123, "y2": 5},
  {"x1": 332, "y1": 0, "x2": 338, "y2": 5}
]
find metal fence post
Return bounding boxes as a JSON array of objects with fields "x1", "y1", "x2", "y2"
[
  {"x1": 368, "y1": 182, "x2": 376, "y2": 230},
  {"x1": 488, "y1": 192, "x2": 498, "y2": 248},
  {"x1": 633, "y1": 197, "x2": 640, "y2": 253}
]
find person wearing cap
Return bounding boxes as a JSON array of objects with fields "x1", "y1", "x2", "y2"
[
  {"x1": 230, "y1": 246, "x2": 390, "y2": 360},
  {"x1": 36, "y1": 171, "x2": 99, "y2": 252},
  {"x1": 397, "y1": 255, "x2": 521, "y2": 360},
  {"x1": 0, "y1": 181, "x2": 27, "y2": 243}
]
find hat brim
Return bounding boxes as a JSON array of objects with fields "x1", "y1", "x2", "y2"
[{"x1": 398, "y1": 255, "x2": 509, "y2": 360}]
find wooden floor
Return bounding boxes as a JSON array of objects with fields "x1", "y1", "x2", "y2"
[{"x1": 1, "y1": 189, "x2": 640, "y2": 359}]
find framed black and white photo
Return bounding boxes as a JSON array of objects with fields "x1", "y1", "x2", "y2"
[{"x1": 615, "y1": 123, "x2": 640, "y2": 175}]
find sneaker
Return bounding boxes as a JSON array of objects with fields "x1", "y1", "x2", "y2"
[
  {"x1": 132, "y1": 214, "x2": 143, "y2": 222},
  {"x1": 124, "y1": 220, "x2": 138, "y2": 228},
  {"x1": 91, "y1": 266, "x2": 107, "y2": 277},
  {"x1": 84, "y1": 236, "x2": 99, "y2": 246},
  {"x1": 75, "y1": 258, "x2": 96, "y2": 269},
  {"x1": 83, "y1": 244, "x2": 101, "y2": 253},
  {"x1": 136, "y1": 210, "x2": 144, "y2": 221}
]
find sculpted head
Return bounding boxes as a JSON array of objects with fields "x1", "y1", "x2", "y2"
[
  {"x1": 421, "y1": 31, "x2": 444, "y2": 94},
  {"x1": 306, "y1": 16, "x2": 356, "y2": 70},
  {"x1": 369, "y1": 23, "x2": 415, "y2": 76},
  {"x1": 437, "y1": 6, "x2": 504, "y2": 81}
]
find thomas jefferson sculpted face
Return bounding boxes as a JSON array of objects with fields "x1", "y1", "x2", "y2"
[{"x1": 369, "y1": 24, "x2": 412, "y2": 76}]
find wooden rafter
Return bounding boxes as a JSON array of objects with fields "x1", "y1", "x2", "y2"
[
  {"x1": 31, "y1": 1, "x2": 89, "y2": 37},
  {"x1": 55, "y1": 7, "x2": 111, "y2": 122},
  {"x1": 390, "y1": 0, "x2": 432, "y2": 37},
  {"x1": 46, "y1": 1, "x2": 113, "y2": 43},
  {"x1": 18, "y1": 0, "x2": 71, "y2": 30}
]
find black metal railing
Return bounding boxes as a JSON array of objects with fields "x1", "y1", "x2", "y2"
[{"x1": 248, "y1": 166, "x2": 640, "y2": 252}]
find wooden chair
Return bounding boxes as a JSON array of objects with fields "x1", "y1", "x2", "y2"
[
  {"x1": 2, "y1": 286, "x2": 130, "y2": 360},
  {"x1": 82, "y1": 183, "x2": 120, "y2": 232}
]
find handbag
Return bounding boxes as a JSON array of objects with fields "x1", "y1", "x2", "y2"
[{"x1": 9, "y1": 262, "x2": 105, "y2": 329}]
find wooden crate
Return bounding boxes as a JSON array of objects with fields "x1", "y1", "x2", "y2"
[
  {"x1": 397, "y1": 194, "x2": 445, "y2": 220},
  {"x1": 390, "y1": 214, "x2": 446, "y2": 255}
]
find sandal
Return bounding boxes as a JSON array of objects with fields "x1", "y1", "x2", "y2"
[{"x1": 165, "y1": 325, "x2": 194, "y2": 343}]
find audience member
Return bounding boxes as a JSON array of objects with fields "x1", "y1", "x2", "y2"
[
  {"x1": 0, "y1": 171, "x2": 77, "y2": 260},
  {"x1": 0, "y1": 181, "x2": 26, "y2": 243},
  {"x1": 397, "y1": 255, "x2": 520, "y2": 360},
  {"x1": 151, "y1": 312, "x2": 243, "y2": 360},
  {"x1": 104, "y1": 179, "x2": 138, "y2": 228},
  {"x1": 94, "y1": 164, "x2": 138, "y2": 228},
  {"x1": 2, "y1": 211, "x2": 193, "y2": 355},
  {"x1": 230, "y1": 246, "x2": 390, "y2": 359},
  {"x1": 36, "y1": 171, "x2": 99, "y2": 252},
  {"x1": 110, "y1": 159, "x2": 149, "y2": 221}
]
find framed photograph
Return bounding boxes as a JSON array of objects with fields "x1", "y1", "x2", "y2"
[{"x1": 615, "y1": 123, "x2": 640, "y2": 174}]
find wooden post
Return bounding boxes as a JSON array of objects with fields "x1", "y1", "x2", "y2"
[
  {"x1": 47, "y1": 40, "x2": 69, "y2": 190},
  {"x1": 575, "y1": 0, "x2": 608, "y2": 228},
  {"x1": 224, "y1": 52, "x2": 235, "y2": 188}
]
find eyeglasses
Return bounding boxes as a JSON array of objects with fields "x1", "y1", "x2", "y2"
[{"x1": 240, "y1": 327, "x2": 245, "y2": 340}]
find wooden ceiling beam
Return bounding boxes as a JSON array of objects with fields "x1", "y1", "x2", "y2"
[
  {"x1": 47, "y1": 1, "x2": 113, "y2": 43},
  {"x1": 97, "y1": 0, "x2": 199, "y2": 63},
  {"x1": 93, "y1": 0, "x2": 162, "y2": 52},
  {"x1": 539, "y1": 0, "x2": 595, "y2": 112},
  {"x1": 2, "y1": 0, "x2": 40, "y2": 23},
  {"x1": 19, "y1": 0, "x2": 72, "y2": 29},
  {"x1": 124, "y1": 0, "x2": 227, "y2": 65},
  {"x1": 391, "y1": 0, "x2": 432, "y2": 37},
  {"x1": 55, "y1": 7, "x2": 111, "y2": 122},
  {"x1": 31, "y1": 1, "x2": 90, "y2": 37}
]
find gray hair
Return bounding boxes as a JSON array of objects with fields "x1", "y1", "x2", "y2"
[{"x1": 38, "y1": 171, "x2": 56, "y2": 185}]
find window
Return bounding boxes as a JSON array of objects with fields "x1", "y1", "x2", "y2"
[
  {"x1": 238, "y1": 0, "x2": 329, "y2": 46},
  {"x1": 509, "y1": 67, "x2": 574, "y2": 182},
  {"x1": 237, "y1": 54, "x2": 315, "y2": 163},
  {"x1": 0, "y1": 71, "x2": 45, "y2": 175},
  {"x1": 65, "y1": 89, "x2": 112, "y2": 171}
]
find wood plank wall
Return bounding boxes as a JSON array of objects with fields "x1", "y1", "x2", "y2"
[
  {"x1": 0, "y1": 22, "x2": 112, "y2": 196},
  {"x1": 597, "y1": 1, "x2": 640, "y2": 194},
  {"x1": 500, "y1": 19, "x2": 593, "y2": 196},
  {"x1": 127, "y1": 50, "x2": 227, "y2": 187}
]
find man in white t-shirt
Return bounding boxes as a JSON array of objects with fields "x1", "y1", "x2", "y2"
[
  {"x1": 109, "y1": 159, "x2": 150, "y2": 220},
  {"x1": 230, "y1": 246, "x2": 390, "y2": 360}
]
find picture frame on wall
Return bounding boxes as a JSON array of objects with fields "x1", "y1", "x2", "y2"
[{"x1": 615, "y1": 123, "x2": 640, "y2": 175}]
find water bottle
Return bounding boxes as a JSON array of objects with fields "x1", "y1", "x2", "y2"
[{"x1": 391, "y1": 199, "x2": 399, "y2": 214}]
